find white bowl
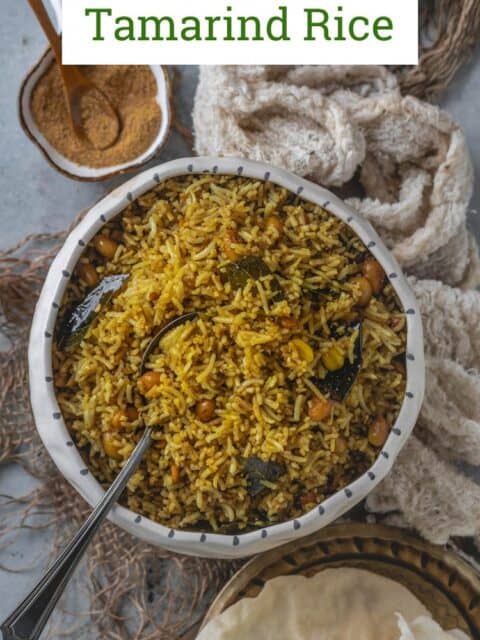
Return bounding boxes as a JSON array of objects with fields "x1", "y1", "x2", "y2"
[
  {"x1": 29, "y1": 157, "x2": 425, "y2": 559},
  {"x1": 18, "y1": 48, "x2": 173, "y2": 181}
]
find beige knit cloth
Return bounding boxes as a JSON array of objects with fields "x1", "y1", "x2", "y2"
[{"x1": 194, "y1": 66, "x2": 480, "y2": 545}]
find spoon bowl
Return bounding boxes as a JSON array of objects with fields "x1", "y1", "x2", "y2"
[
  {"x1": 62, "y1": 64, "x2": 121, "y2": 150},
  {"x1": 27, "y1": 0, "x2": 121, "y2": 150}
]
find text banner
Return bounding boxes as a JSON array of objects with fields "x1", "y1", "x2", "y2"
[{"x1": 62, "y1": 0, "x2": 418, "y2": 65}]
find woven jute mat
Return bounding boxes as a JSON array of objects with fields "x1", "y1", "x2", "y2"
[
  {"x1": 0, "y1": 223, "x2": 239, "y2": 640},
  {"x1": 397, "y1": 0, "x2": 480, "y2": 101},
  {"x1": 1, "y1": 1, "x2": 480, "y2": 638}
]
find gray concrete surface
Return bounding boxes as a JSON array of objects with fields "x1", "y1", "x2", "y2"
[
  {"x1": 0, "y1": 5, "x2": 479, "y2": 247},
  {"x1": 0, "y1": 3, "x2": 197, "y2": 251},
  {"x1": 0, "y1": 1, "x2": 479, "y2": 635}
]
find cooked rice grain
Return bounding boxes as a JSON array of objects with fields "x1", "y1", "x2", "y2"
[{"x1": 54, "y1": 176, "x2": 406, "y2": 533}]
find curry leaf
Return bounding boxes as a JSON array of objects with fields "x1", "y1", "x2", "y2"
[
  {"x1": 57, "y1": 274, "x2": 129, "y2": 349},
  {"x1": 244, "y1": 457, "x2": 286, "y2": 497},
  {"x1": 221, "y1": 256, "x2": 271, "y2": 289},
  {"x1": 221, "y1": 256, "x2": 283, "y2": 301}
]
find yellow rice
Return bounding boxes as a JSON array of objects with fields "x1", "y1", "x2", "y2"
[{"x1": 54, "y1": 175, "x2": 406, "y2": 532}]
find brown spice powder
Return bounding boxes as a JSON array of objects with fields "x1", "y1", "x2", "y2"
[{"x1": 30, "y1": 64, "x2": 162, "y2": 168}]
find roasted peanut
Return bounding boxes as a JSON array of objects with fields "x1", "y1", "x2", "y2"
[
  {"x1": 368, "y1": 415, "x2": 390, "y2": 447},
  {"x1": 222, "y1": 230, "x2": 243, "y2": 261},
  {"x1": 94, "y1": 235, "x2": 118, "y2": 260},
  {"x1": 139, "y1": 371, "x2": 161, "y2": 392},
  {"x1": 279, "y1": 316, "x2": 299, "y2": 330},
  {"x1": 195, "y1": 399, "x2": 216, "y2": 422},
  {"x1": 308, "y1": 396, "x2": 333, "y2": 422},
  {"x1": 126, "y1": 406, "x2": 139, "y2": 422},
  {"x1": 111, "y1": 406, "x2": 138, "y2": 431},
  {"x1": 362, "y1": 258, "x2": 385, "y2": 294},
  {"x1": 352, "y1": 276, "x2": 373, "y2": 307},
  {"x1": 111, "y1": 410, "x2": 126, "y2": 431},
  {"x1": 77, "y1": 262, "x2": 99, "y2": 288},
  {"x1": 102, "y1": 432, "x2": 122, "y2": 458},
  {"x1": 265, "y1": 215, "x2": 283, "y2": 235}
]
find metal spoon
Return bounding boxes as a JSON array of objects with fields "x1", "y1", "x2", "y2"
[
  {"x1": 0, "y1": 312, "x2": 196, "y2": 640},
  {"x1": 27, "y1": 0, "x2": 121, "y2": 150}
]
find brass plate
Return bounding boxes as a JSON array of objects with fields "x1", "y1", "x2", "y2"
[{"x1": 201, "y1": 524, "x2": 480, "y2": 638}]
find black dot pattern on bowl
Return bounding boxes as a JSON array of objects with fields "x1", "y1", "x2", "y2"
[
  {"x1": 406, "y1": 392, "x2": 414, "y2": 399},
  {"x1": 62, "y1": 270, "x2": 71, "y2": 278},
  {"x1": 237, "y1": 166, "x2": 244, "y2": 175},
  {"x1": 347, "y1": 216, "x2": 353, "y2": 223},
  {"x1": 135, "y1": 515, "x2": 142, "y2": 523},
  {"x1": 393, "y1": 428, "x2": 401, "y2": 436},
  {"x1": 264, "y1": 171, "x2": 271, "y2": 181},
  {"x1": 323, "y1": 201, "x2": 330, "y2": 208},
  {"x1": 293, "y1": 520, "x2": 301, "y2": 530},
  {"x1": 406, "y1": 353, "x2": 415, "y2": 361},
  {"x1": 212, "y1": 166, "x2": 218, "y2": 174},
  {"x1": 66, "y1": 441, "x2": 74, "y2": 447},
  {"x1": 344, "y1": 488, "x2": 353, "y2": 498},
  {"x1": 389, "y1": 273, "x2": 398, "y2": 279},
  {"x1": 44, "y1": 331, "x2": 52, "y2": 338},
  {"x1": 53, "y1": 412, "x2": 61, "y2": 420},
  {"x1": 80, "y1": 468, "x2": 89, "y2": 476},
  {"x1": 200, "y1": 534, "x2": 207, "y2": 542},
  {"x1": 52, "y1": 302, "x2": 59, "y2": 309},
  {"x1": 78, "y1": 239, "x2": 86, "y2": 247},
  {"x1": 296, "y1": 186, "x2": 304, "y2": 195},
  {"x1": 406, "y1": 308, "x2": 415, "y2": 315},
  {"x1": 127, "y1": 193, "x2": 133, "y2": 202},
  {"x1": 368, "y1": 241, "x2": 376, "y2": 248},
  {"x1": 168, "y1": 530, "x2": 174, "y2": 538},
  {"x1": 154, "y1": 173, "x2": 160, "y2": 183},
  {"x1": 187, "y1": 164, "x2": 193, "y2": 172},
  {"x1": 368, "y1": 471, "x2": 376, "y2": 480},
  {"x1": 261, "y1": 529, "x2": 267, "y2": 538},
  {"x1": 45, "y1": 376, "x2": 53, "y2": 382},
  {"x1": 100, "y1": 214, "x2": 107, "y2": 223},
  {"x1": 233, "y1": 536, "x2": 240, "y2": 546},
  {"x1": 381, "y1": 451, "x2": 390, "y2": 459},
  {"x1": 318, "y1": 506, "x2": 325, "y2": 515}
]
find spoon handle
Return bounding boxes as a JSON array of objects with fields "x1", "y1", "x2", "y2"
[
  {"x1": 1, "y1": 428, "x2": 152, "y2": 640},
  {"x1": 27, "y1": 0, "x2": 62, "y2": 62}
]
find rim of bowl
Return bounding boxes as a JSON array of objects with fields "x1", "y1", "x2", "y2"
[
  {"x1": 28, "y1": 156, "x2": 425, "y2": 559},
  {"x1": 18, "y1": 48, "x2": 174, "y2": 182}
]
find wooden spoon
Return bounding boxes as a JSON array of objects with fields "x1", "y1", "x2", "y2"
[{"x1": 27, "y1": 0, "x2": 121, "y2": 150}]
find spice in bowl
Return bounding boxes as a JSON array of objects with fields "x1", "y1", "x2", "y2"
[{"x1": 30, "y1": 64, "x2": 162, "y2": 168}]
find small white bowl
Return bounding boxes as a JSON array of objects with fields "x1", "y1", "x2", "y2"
[
  {"x1": 18, "y1": 48, "x2": 173, "y2": 181},
  {"x1": 29, "y1": 157, "x2": 425, "y2": 559}
]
